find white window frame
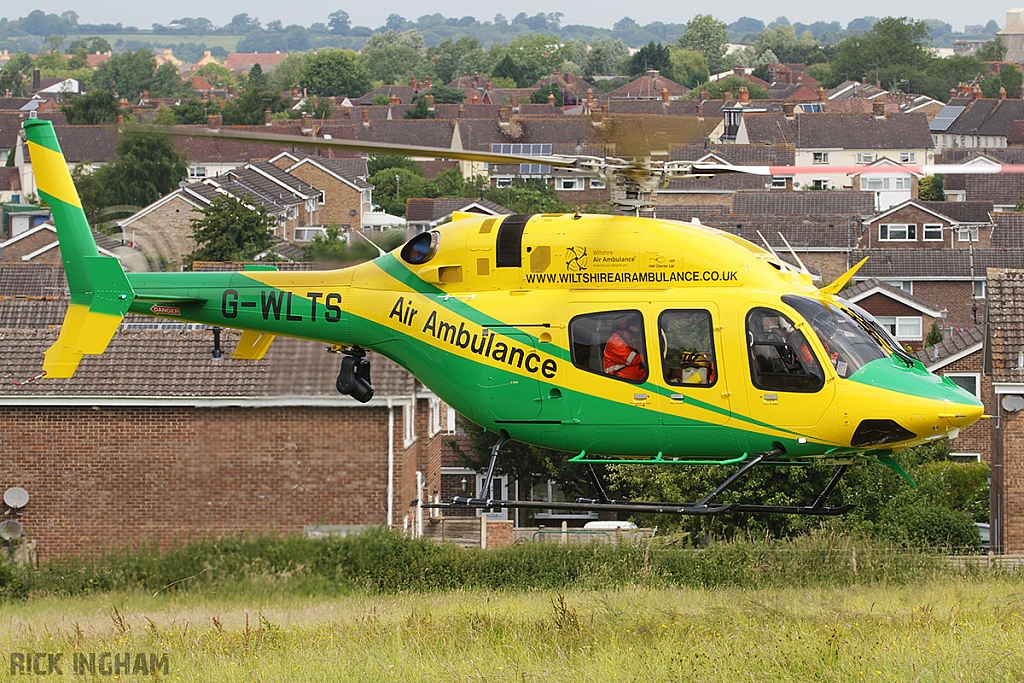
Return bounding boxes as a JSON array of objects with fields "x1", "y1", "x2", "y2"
[
  {"x1": 403, "y1": 401, "x2": 416, "y2": 448},
  {"x1": 923, "y1": 224, "x2": 943, "y2": 241},
  {"x1": 445, "y1": 405, "x2": 464, "y2": 435},
  {"x1": 958, "y1": 226, "x2": 980, "y2": 242},
  {"x1": 861, "y1": 176, "x2": 888, "y2": 191},
  {"x1": 495, "y1": 177, "x2": 512, "y2": 188},
  {"x1": 810, "y1": 179, "x2": 829, "y2": 190},
  {"x1": 876, "y1": 315, "x2": 923, "y2": 341},
  {"x1": 949, "y1": 452, "x2": 982, "y2": 462},
  {"x1": 856, "y1": 152, "x2": 874, "y2": 164},
  {"x1": 771, "y1": 176, "x2": 787, "y2": 189},
  {"x1": 879, "y1": 224, "x2": 916, "y2": 241},
  {"x1": 812, "y1": 152, "x2": 829, "y2": 164},
  {"x1": 945, "y1": 372, "x2": 981, "y2": 400},
  {"x1": 974, "y1": 280, "x2": 986, "y2": 299},
  {"x1": 189, "y1": 166, "x2": 207, "y2": 179},
  {"x1": 555, "y1": 177, "x2": 583, "y2": 191},
  {"x1": 531, "y1": 479, "x2": 599, "y2": 520},
  {"x1": 884, "y1": 280, "x2": 913, "y2": 294},
  {"x1": 589, "y1": 178, "x2": 606, "y2": 189},
  {"x1": 894, "y1": 176, "x2": 912, "y2": 190},
  {"x1": 428, "y1": 395, "x2": 441, "y2": 437},
  {"x1": 900, "y1": 152, "x2": 917, "y2": 163}
]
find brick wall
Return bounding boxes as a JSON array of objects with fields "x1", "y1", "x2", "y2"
[
  {"x1": 286, "y1": 165, "x2": 368, "y2": 230},
  {"x1": 912, "y1": 281, "x2": 981, "y2": 331},
  {"x1": 998, "y1": 407, "x2": 1024, "y2": 553},
  {"x1": 802, "y1": 252, "x2": 851, "y2": 284},
  {"x1": 866, "y1": 207, "x2": 953, "y2": 249},
  {"x1": 933, "y1": 350, "x2": 992, "y2": 462},
  {"x1": 0, "y1": 404, "x2": 422, "y2": 559},
  {"x1": 124, "y1": 196, "x2": 201, "y2": 269}
]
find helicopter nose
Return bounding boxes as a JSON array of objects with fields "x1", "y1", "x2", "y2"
[{"x1": 938, "y1": 398, "x2": 985, "y2": 433}]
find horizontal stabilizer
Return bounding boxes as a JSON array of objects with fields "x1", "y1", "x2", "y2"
[{"x1": 233, "y1": 330, "x2": 276, "y2": 360}]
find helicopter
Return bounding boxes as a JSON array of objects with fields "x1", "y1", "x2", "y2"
[{"x1": 21, "y1": 116, "x2": 986, "y2": 517}]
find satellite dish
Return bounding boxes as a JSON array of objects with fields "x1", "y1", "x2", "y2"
[
  {"x1": 1002, "y1": 395, "x2": 1024, "y2": 413},
  {"x1": 3, "y1": 487, "x2": 28, "y2": 509},
  {"x1": 0, "y1": 520, "x2": 23, "y2": 541}
]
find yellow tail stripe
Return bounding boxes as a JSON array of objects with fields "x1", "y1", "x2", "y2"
[{"x1": 27, "y1": 141, "x2": 82, "y2": 209}]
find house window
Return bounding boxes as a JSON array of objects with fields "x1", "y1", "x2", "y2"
[
  {"x1": 879, "y1": 224, "x2": 916, "y2": 241},
  {"x1": 861, "y1": 176, "x2": 888, "y2": 191},
  {"x1": 570, "y1": 310, "x2": 648, "y2": 384},
  {"x1": 812, "y1": 152, "x2": 829, "y2": 164},
  {"x1": 900, "y1": 152, "x2": 917, "y2": 163},
  {"x1": 810, "y1": 179, "x2": 829, "y2": 190},
  {"x1": 894, "y1": 177, "x2": 912, "y2": 190},
  {"x1": 885, "y1": 280, "x2": 913, "y2": 294},
  {"x1": 403, "y1": 401, "x2": 415, "y2": 448},
  {"x1": 875, "y1": 316, "x2": 923, "y2": 341},
  {"x1": 531, "y1": 479, "x2": 598, "y2": 519},
  {"x1": 428, "y1": 395, "x2": 441, "y2": 437},
  {"x1": 495, "y1": 178, "x2": 512, "y2": 188},
  {"x1": 589, "y1": 178, "x2": 606, "y2": 189},
  {"x1": 771, "y1": 177, "x2": 787, "y2": 189},
  {"x1": 189, "y1": 166, "x2": 206, "y2": 179},
  {"x1": 945, "y1": 372, "x2": 981, "y2": 400},
  {"x1": 856, "y1": 152, "x2": 874, "y2": 164},
  {"x1": 949, "y1": 452, "x2": 982, "y2": 462},
  {"x1": 445, "y1": 405, "x2": 464, "y2": 435},
  {"x1": 555, "y1": 177, "x2": 582, "y2": 190},
  {"x1": 974, "y1": 280, "x2": 986, "y2": 299},
  {"x1": 958, "y1": 226, "x2": 979, "y2": 242},
  {"x1": 923, "y1": 224, "x2": 943, "y2": 241}
]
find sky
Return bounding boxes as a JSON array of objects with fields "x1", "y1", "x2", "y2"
[{"x1": 15, "y1": 1, "x2": 1013, "y2": 33}]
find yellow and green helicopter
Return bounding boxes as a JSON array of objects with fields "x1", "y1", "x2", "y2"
[{"x1": 22, "y1": 117, "x2": 985, "y2": 516}]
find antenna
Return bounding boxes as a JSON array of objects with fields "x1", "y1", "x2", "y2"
[
  {"x1": 3, "y1": 487, "x2": 28, "y2": 510},
  {"x1": 756, "y1": 230, "x2": 789, "y2": 271},
  {"x1": 354, "y1": 229, "x2": 387, "y2": 257},
  {"x1": 777, "y1": 232, "x2": 811, "y2": 275},
  {"x1": 0, "y1": 520, "x2": 23, "y2": 541}
]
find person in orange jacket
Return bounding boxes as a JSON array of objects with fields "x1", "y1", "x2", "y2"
[{"x1": 604, "y1": 317, "x2": 647, "y2": 381}]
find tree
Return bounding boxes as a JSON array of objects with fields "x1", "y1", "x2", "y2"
[
  {"x1": 403, "y1": 97, "x2": 434, "y2": 119},
  {"x1": 680, "y1": 14, "x2": 729, "y2": 74},
  {"x1": 684, "y1": 75, "x2": 770, "y2": 100},
  {"x1": 976, "y1": 37, "x2": 1007, "y2": 62},
  {"x1": 628, "y1": 42, "x2": 672, "y2": 79},
  {"x1": 428, "y1": 37, "x2": 488, "y2": 85},
  {"x1": 982, "y1": 64, "x2": 1023, "y2": 99},
  {"x1": 369, "y1": 167, "x2": 432, "y2": 215},
  {"x1": 669, "y1": 48, "x2": 710, "y2": 88},
  {"x1": 74, "y1": 131, "x2": 188, "y2": 225},
  {"x1": 299, "y1": 49, "x2": 371, "y2": 97},
  {"x1": 483, "y1": 178, "x2": 572, "y2": 214},
  {"x1": 530, "y1": 84, "x2": 563, "y2": 105},
  {"x1": 328, "y1": 10, "x2": 351, "y2": 35},
  {"x1": 830, "y1": 17, "x2": 932, "y2": 87},
  {"x1": 422, "y1": 85, "x2": 466, "y2": 103},
  {"x1": 584, "y1": 38, "x2": 630, "y2": 79},
  {"x1": 360, "y1": 30, "x2": 433, "y2": 85},
  {"x1": 62, "y1": 90, "x2": 119, "y2": 124},
  {"x1": 267, "y1": 53, "x2": 308, "y2": 94},
  {"x1": 221, "y1": 71, "x2": 287, "y2": 125},
  {"x1": 92, "y1": 48, "x2": 160, "y2": 100},
  {"x1": 188, "y1": 194, "x2": 278, "y2": 263},
  {"x1": 196, "y1": 63, "x2": 234, "y2": 88},
  {"x1": 925, "y1": 321, "x2": 944, "y2": 347},
  {"x1": 488, "y1": 34, "x2": 571, "y2": 88},
  {"x1": 918, "y1": 175, "x2": 944, "y2": 201},
  {"x1": 225, "y1": 13, "x2": 260, "y2": 34}
]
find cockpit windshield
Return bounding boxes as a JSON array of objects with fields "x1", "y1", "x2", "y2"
[{"x1": 782, "y1": 295, "x2": 889, "y2": 378}]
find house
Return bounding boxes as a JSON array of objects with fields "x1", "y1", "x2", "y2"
[
  {"x1": 269, "y1": 152, "x2": 373, "y2": 237},
  {"x1": 224, "y1": 51, "x2": 289, "y2": 75},
  {"x1": 741, "y1": 104, "x2": 934, "y2": 191},
  {"x1": 850, "y1": 158, "x2": 922, "y2": 211},
  {"x1": 939, "y1": 149, "x2": 1024, "y2": 210},
  {"x1": 863, "y1": 200, "x2": 995, "y2": 250},
  {"x1": 841, "y1": 277, "x2": 946, "y2": 351},
  {"x1": 930, "y1": 87, "x2": 1024, "y2": 153},
  {"x1": 606, "y1": 70, "x2": 688, "y2": 99},
  {"x1": 15, "y1": 124, "x2": 118, "y2": 198},
  {"x1": 0, "y1": 289, "x2": 446, "y2": 558},
  {"x1": 997, "y1": 8, "x2": 1024, "y2": 62},
  {"x1": 980, "y1": 266, "x2": 1024, "y2": 553},
  {"x1": 0, "y1": 168, "x2": 21, "y2": 204},
  {"x1": 657, "y1": 144, "x2": 796, "y2": 208}
]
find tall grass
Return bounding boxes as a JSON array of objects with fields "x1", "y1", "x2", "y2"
[{"x1": 0, "y1": 529, "x2": 996, "y2": 602}]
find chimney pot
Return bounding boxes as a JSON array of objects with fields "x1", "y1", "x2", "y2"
[
  {"x1": 426, "y1": 76, "x2": 432, "y2": 90},
  {"x1": 548, "y1": 92, "x2": 556, "y2": 106},
  {"x1": 724, "y1": 91, "x2": 733, "y2": 102},
  {"x1": 662, "y1": 88, "x2": 669, "y2": 103},
  {"x1": 782, "y1": 102, "x2": 795, "y2": 119},
  {"x1": 739, "y1": 86, "x2": 749, "y2": 104},
  {"x1": 362, "y1": 109, "x2": 370, "y2": 127},
  {"x1": 265, "y1": 107, "x2": 273, "y2": 125},
  {"x1": 1001, "y1": 86, "x2": 1008, "y2": 100},
  {"x1": 873, "y1": 99, "x2": 885, "y2": 118},
  {"x1": 425, "y1": 94, "x2": 434, "y2": 110},
  {"x1": 818, "y1": 86, "x2": 825, "y2": 103}
]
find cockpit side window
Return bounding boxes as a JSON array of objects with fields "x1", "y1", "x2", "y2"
[
  {"x1": 746, "y1": 307, "x2": 825, "y2": 393},
  {"x1": 570, "y1": 310, "x2": 648, "y2": 384},
  {"x1": 659, "y1": 309, "x2": 717, "y2": 386},
  {"x1": 782, "y1": 295, "x2": 888, "y2": 378}
]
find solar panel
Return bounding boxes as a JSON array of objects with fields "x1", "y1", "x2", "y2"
[
  {"x1": 492, "y1": 143, "x2": 552, "y2": 156},
  {"x1": 930, "y1": 105, "x2": 966, "y2": 132}
]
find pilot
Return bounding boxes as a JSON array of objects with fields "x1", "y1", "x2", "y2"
[{"x1": 604, "y1": 317, "x2": 646, "y2": 381}]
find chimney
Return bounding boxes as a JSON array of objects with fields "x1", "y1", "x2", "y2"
[
  {"x1": 739, "y1": 86, "x2": 749, "y2": 104},
  {"x1": 697, "y1": 100, "x2": 704, "y2": 119},
  {"x1": 548, "y1": 92, "x2": 556, "y2": 107},
  {"x1": 426, "y1": 76, "x2": 432, "y2": 90},
  {"x1": 32, "y1": 68, "x2": 40, "y2": 92},
  {"x1": 873, "y1": 99, "x2": 885, "y2": 119},
  {"x1": 471, "y1": 93, "x2": 479, "y2": 104},
  {"x1": 511, "y1": 94, "x2": 519, "y2": 111},
  {"x1": 301, "y1": 112, "x2": 313, "y2": 133},
  {"x1": 662, "y1": 88, "x2": 670, "y2": 103},
  {"x1": 425, "y1": 94, "x2": 434, "y2": 112},
  {"x1": 646, "y1": 69, "x2": 659, "y2": 79},
  {"x1": 458, "y1": 104, "x2": 465, "y2": 118},
  {"x1": 818, "y1": 86, "x2": 825, "y2": 103},
  {"x1": 410, "y1": 76, "x2": 417, "y2": 89},
  {"x1": 1001, "y1": 86, "x2": 1008, "y2": 100},
  {"x1": 733, "y1": 66, "x2": 745, "y2": 78},
  {"x1": 950, "y1": 87, "x2": 957, "y2": 100},
  {"x1": 782, "y1": 102, "x2": 795, "y2": 119},
  {"x1": 724, "y1": 91, "x2": 733, "y2": 102},
  {"x1": 142, "y1": 90, "x2": 149, "y2": 102},
  {"x1": 565, "y1": 72, "x2": 573, "y2": 85},
  {"x1": 390, "y1": 95, "x2": 400, "y2": 105},
  {"x1": 700, "y1": 88, "x2": 709, "y2": 101},
  {"x1": 499, "y1": 106, "x2": 510, "y2": 129},
  {"x1": 362, "y1": 108, "x2": 370, "y2": 127},
  {"x1": 116, "y1": 113, "x2": 124, "y2": 130},
  {"x1": 118, "y1": 98, "x2": 129, "y2": 109},
  {"x1": 591, "y1": 107, "x2": 603, "y2": 126},
  {"x1": 486, "y1": 78, "x2": 493, "y2": 91},
  {"x1": 214, "y1": 113, "x2": 223, "y2": 129},
  {"x1": 265, "y1": 107, "x2": 273, "y2": 125},
  {"x1": 207, "y1": 113, "x2": 219, "y2": 129}
]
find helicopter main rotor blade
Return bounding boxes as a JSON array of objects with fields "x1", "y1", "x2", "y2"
[
  {"x1": 135, "y1": 124, "x2": 578, "y2": 168},
  {"x1": 763, "y1": 164, "x2": 1024, "y2": 175}
]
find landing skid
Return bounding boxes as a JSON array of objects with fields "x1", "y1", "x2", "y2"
[{"x1": 425, "y1": 440, "x2": 855, "y2": 517}]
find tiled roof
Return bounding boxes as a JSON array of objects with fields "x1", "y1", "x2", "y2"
[
  {"x1": 857, "y1": 249, "x2": 1024, "y2": 278},
  {"x1": 743, "y1": 112, "x2": 933, "y2": 150},
  {"x1": 916, "y1": 201, "x2": 993, "y2": 223},
  {"x1": 943, "y1": 98, "x2": 1024, "y2": 137},
  {"x1": 0, "y1": 167, "x2": 20, "y2": 191},
  {"x1": 292, "y1": 156, "x2": 371, "y2": 190},
  {"x1": 405, "y1": 198, "x2": 511, "y2": 222},
  {"x1": 0, "y1": 298, "x2": 68, "y2": 328},
  {"x1": 247, "y1": 160, "x2": 321, "y2": 198},
  {"x1": 992, "y1": 213, "x2": 1024, "y2": 249},
  {"x1": 224, "y1": 52, "x2": 289, "y2": 71},
  {"x1": 432, "y1": 104, "x2": 500, "y2": 119},
  {"x1": 607, "y1": 74, "x2": 688, "y2": 99},
  {"x1": 91, "y1": 229, "x2": 124, "y2": 252},
  {"x1": 732, "y1": 190, "x2": 875, "y2": 216},
  {"x1": 669, "y1": 144, "x2": 796, "y2": 165},
  {"x1": 987, "y1": 268, "x2": 1024, "y2": 380},
  {"x1": 172, "y1": 126, "x2": 314, "y2": 163},
  {"x1": 0, "y1": 263, "x2": 67, "y2": 298},
  {"x1": 0, "y1": 327, "x2": 415, "y2": 399},
  {"x1": 701, "y1": 214, "x2": 864, "y2": 250},
  {"x1": 843, "y1": 277, "x2": 944, "y2": 313},
  {"x1": 603, "y1": 100, "x2": 700, "y2": 116},
  {"x1": 29, "y1": 125, "x2": 117, "y2": 163},
  {"x1": 355, "y1": 85, "x2": 422, "y2": 106},
  {"x1": 914, "y1": 325, "x2": 984, "y2": 367},
  {"x1": 0, "y1": 112, "x2": 64, "y2": 150}
]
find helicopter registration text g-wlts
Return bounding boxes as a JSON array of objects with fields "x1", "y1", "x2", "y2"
[{"x1": 22, "y1": 117, "x2": 984, "y2": 516}]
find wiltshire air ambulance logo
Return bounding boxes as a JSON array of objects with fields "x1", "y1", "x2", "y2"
[{"x1": 566, "y1": 246, "x2": 588, "y2": 272}]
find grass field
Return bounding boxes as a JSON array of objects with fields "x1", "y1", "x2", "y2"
[{"x1": 2, "y1": 577, "x2": 1022, "y2": 682}]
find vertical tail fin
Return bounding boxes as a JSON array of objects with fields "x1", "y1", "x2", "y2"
[{"x1": 22, "y1": 118, "x2": 135, "y2": 377}]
